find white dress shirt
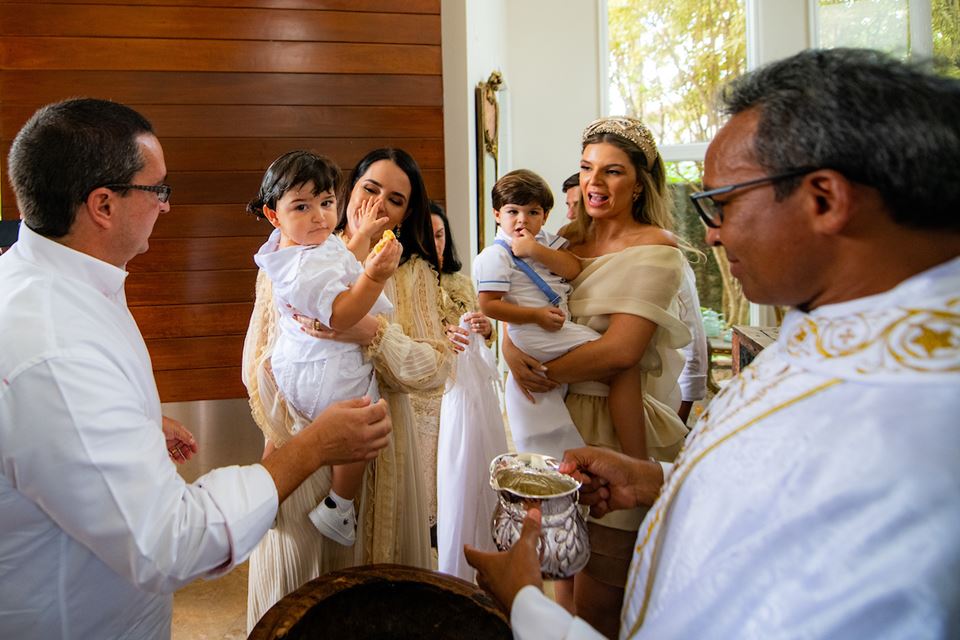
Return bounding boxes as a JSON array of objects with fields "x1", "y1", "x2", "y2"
[{"x1": 0, "y1": 225, "x2": 278, "y2": 639}]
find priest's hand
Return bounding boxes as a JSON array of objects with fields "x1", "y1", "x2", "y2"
[
  {"x1": 464, "y1": 507, "x2": 544, "y2": 613},
  {"x1": 559, "y1": 447, "x2": 664, "y2": 518}
]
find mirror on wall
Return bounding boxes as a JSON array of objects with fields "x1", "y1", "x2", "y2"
[{"x1": 475, "y1": 70, "x2": 503, "y2": 253}]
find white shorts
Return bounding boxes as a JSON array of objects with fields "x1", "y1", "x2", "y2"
[{"x1": 272, "y1": 348, "x2": 379, "y2": 429}]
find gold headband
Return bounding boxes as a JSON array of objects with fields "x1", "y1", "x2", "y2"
[{"x1": 581, "y1": 116, "x2": 658, "y2": 170}]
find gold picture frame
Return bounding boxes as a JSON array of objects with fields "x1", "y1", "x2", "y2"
[{"x1": 475, "y1": 70, "x2": 503, "y2": 254}]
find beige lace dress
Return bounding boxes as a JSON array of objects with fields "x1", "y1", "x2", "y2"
[{"x1": 242, "y1": 255, "x2": 452, "y2": 631}]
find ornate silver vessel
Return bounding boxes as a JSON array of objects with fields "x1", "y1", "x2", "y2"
[{"x1": 489, "y1": 453, "x2": 590, "y2": 579}]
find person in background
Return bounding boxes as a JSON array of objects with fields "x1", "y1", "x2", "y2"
[
  {"x1": 563, "y1": 172, "x2": 582, "y2": 221},
  {"x1": 676, "y1": 261, "x2": 708, "y2": 424},
  {"x1": 467, "y1": 48, "x2": 960, "y2": 639},
  {"x1": 0, "y1": 98, "x2": 391, "y2": 639},
  {"x1": 409, "y1": 200, "x2": 494, "y2": 541}
]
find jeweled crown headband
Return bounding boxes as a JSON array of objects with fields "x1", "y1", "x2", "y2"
[{"x1": 581, "y1": 116, "x2": 658, "y2": 170}]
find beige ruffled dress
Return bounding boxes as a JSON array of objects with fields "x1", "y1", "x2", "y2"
[
  {"x1": 565, "y1": 245, "x2": 691, "y2": 534},
  {"x1": 242, "y1": 255, "x2": 452, "y2": 631}
]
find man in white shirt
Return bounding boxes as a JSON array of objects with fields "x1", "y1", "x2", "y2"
[
  {"x1": 0, "y1": 98, "x2": 392, "y2": 639},
  {"x1": 467, "y1": 48, "x2": 960, "y2": 638}
]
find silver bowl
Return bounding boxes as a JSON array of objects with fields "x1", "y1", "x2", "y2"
[{"x1": 489, "y1": 452, "x2": 590, "y2": 579}]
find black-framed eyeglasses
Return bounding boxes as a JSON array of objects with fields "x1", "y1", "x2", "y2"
[
  {"x1": 103, "y1": 183, "x2": 172, "y2": 204},
  {"x1": 689, "y1": 168, "x2": 818, "y2": 228}
]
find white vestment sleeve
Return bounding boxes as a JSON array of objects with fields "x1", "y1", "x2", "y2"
[{"x1": 511, "y1": 586, "x2": 606, "y2": 639}]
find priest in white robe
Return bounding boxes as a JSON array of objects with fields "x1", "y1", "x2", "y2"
[{"x1": 466, "y1": 48, "x2": 960, "y2": 639}]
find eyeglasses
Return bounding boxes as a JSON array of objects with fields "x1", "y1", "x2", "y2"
[
  {"x1": 103, "y1": 183, "x2": 172, "y2": 204},
  {"x1": 689, "y1": 168, "x2": 818, "y2": 228}
]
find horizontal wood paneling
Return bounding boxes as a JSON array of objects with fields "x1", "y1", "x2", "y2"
[
  {"x1": 32, "y1": 0, "x2": 440, "y2": 12},
  {"x1": 2, "y1": 0, "x2": 444, "y2": 403},
  {"x1": 131, "y1": 302, "x2": 254, "y2": 339},
  {"x1": 1, "y1": 105, "x2": 443, "y2": 138},
  {"x1": 127, "y1": 270, "x2": 258, "y2": 306},
  {"x1": 1, "y1": 169, "x2": 445, "y2": 209},
  {"x1": 1, "y1": 137, "x2": 445, "y2": 174},
  {"x1": 128, "y1": 237, "x2": 264, "y2": 273},
  {"x1": 0, "y1": 6, "x2": 440, "y2": 44},
  {"x1": 0, "y1": 71, "x2": 443, "y2": 106},
  {"x1": 155, "y1": 367, "x2": 246, "y2": 402},
  {"x1": 0, "y1": 37, "x2": 440, "y2": 74},
  {"x1": 146, "y1": 335, "x2": 245, "y2": 370}
]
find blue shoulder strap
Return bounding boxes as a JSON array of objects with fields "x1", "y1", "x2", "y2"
[{"x1": 494, "y1": 238, "x2": 562, "y2": 306}]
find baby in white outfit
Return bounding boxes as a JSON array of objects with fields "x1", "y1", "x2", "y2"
[{"x1": 249, "y1": 150, "x2": 400, "y2": 546}]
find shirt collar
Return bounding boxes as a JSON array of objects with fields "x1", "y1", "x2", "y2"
[{"x1": 16, "y1": 223, "x2": 128, "y2": 301}]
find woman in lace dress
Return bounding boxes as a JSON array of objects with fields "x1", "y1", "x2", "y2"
[
  {"x1": 243, "y1": 148, "x2": 452, "y2": 631},
  {"x1": 502, "y1": 117, "x2": 692, "y2": 638}
]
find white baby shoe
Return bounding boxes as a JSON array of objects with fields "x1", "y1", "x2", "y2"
[{"x1": 308, "y1": 495, "x2": 356, "y2": 546}]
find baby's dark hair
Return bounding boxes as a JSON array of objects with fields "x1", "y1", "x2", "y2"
[
  {"x1": 491, "y1": 169, "x2": 554, "y2": 212},
  {"x1": 247, "y1": 150, "x2": 341, "y2": 218}
]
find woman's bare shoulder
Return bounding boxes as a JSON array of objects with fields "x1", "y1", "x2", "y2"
[{"x1": 627, "y1": 226, "x2": 678, "y2": 248}]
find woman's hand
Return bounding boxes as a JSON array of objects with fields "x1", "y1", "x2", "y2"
[
  {"x1": 445, "y1": 324, "x2": 469, "y2": 353},
  {"x1": 293, "y1": 311, "x2": 380, "y2": 346},
  {"x1": 462, "y1": 310, "x2": 493, "y2": 339},
  {"x1": 501, "y1": 331, "x2": 559, "y2": 401},
  {"x1": 162, "y1": 416, "x2": 198, "y2": 464}
]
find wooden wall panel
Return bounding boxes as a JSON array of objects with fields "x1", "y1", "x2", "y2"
[{"x1": 1, "y1": 0, "x2": 444, "y2": 402}]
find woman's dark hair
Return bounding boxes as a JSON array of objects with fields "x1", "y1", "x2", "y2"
[
  {"x1": 336, "y1": 148, "x2": 440, "y2": 270},
  {"x1": 429, "y1": 200, "x2": 462, "y2": 274},
  {"x1": 246, "y1": 150, "x2": 341, "y2": 218}
]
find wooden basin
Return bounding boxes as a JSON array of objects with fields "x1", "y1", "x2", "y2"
[{"x1": 249, "y1": 564, "x2": 511, "y2": 639}]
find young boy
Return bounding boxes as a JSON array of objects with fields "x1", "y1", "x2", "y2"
[{"x1": 473, "y1": 169, "x2": 646, "y2": 460}]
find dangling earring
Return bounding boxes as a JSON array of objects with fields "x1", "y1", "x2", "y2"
[
  {"x1": 632, "y1": 189, "x2": 641, "y2": 201},
  {"x1": 393, "y1": 225, "x2": 401, "y2": 239}
]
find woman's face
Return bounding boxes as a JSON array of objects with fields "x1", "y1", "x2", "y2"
[
  {"x1": 345, "y1": 159, "x2": 412, "y2": 240},
  {"x1": 579, "y1": 142, "x2": 641, "y2": 221},
  {"x1": 431, "y1": 213, "x2": 446, "y2": 269}
]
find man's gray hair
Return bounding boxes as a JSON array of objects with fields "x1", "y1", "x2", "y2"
[{"x1": 720, "y1": 48, "x2": 960, "y2": 230}]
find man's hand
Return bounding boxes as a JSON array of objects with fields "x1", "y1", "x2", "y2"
[
  {"x1": 309, "y1": 397, "x2": 391, "y2": 465},
  {"x1": 534, "y1": 306, "x2": 565, "y2": 332},
  {"x1": 465, "y1": 507, "x2": 544, "y2": 613},
  {"x1": 559, "y1": 447, "x2": 663, "y2": 518},
  {"x1": 262, "y1": 396, "x2": 393, "y2": 503},
  {"x1": 162, "y1": 416, "x2": 198, "y2": 464},
  {"x1": 510, "y1": 229, "x2": 539, "y2": 259}
]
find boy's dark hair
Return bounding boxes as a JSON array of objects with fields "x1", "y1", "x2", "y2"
[
  {"x1": 491, "y1": 169, "x2": 554, "y2": 212},
  {"x1": 247, "y1": 150, "x2": 341, "y2": 218},
  {"x1": 562, "y1": 173, "x2": 580, "y2": 193}
]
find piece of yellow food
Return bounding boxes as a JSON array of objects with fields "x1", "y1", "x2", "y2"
[{"x1": 372, "y1": 229, "x2": 396, "y2": 254}]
